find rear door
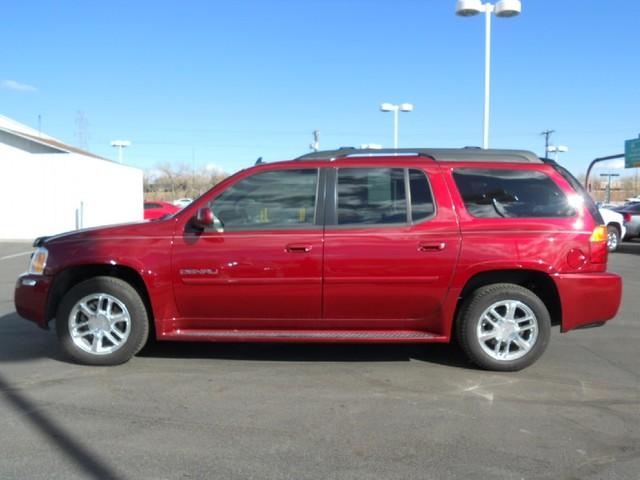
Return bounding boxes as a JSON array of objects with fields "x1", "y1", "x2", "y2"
[{"x1": 322, "y1": 165, "x2": 460, "y2": 332}]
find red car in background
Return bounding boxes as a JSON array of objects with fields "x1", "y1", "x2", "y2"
[{"x1": 143, "y1": 201, "x2": 180, "y2": 220}]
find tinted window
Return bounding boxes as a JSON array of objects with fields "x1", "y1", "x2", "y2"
[
  {"x1": 337, "y1": 168, "x2": 406, "y2": 225},
  {"x1": 453, "y1": 168, "x2": 576, "y2": 218},
  {"x1": 144, "y1": 203, "x2": 161, "y2": 209},
  {"x1": 209, "y1": 169, "x2": 318, "y2": 230},
  {"x1": 409, "y1": 169, "x2": 435, "y2": 222},
  {"x1": 546, "y1": 160, "x2": 603, "y2": 224}
]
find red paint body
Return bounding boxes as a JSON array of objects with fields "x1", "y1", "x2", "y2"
[{"x1": 15, "y1": 155, "x2": 622, "y2": 343}]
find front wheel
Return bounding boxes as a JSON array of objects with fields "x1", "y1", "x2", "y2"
[
  {"x1": 456, "y1": 283, "x2": 551, "y2": 371},
  {"x1": 56, "y1": 276, "x2": 149, "y2": 366}
]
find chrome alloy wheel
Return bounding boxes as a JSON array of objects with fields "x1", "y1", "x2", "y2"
[
  {"x1": 607, "y1": 229, "x2": 619, "y2": 251},
  {"x1": 68, "y1": 293, "x2": 131, "y2": 355},
  {"x1": 476, "y1": 300, "x2": 539, "y2": 362}
]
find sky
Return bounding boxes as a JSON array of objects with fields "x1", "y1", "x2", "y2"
[{"x1": 1, "y1": 0, "x2": 639, "y2": 178}]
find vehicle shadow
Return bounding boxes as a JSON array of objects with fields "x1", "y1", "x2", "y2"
[
  {"x1": 0, "y1": 311, "x2": 64, "y2": 363},
  {"x1": 139, "y1": 339, "x2": 473, "y2": 369},
  {"x1": 0, "y1": 311, "x2": 473, "y2": 369}
]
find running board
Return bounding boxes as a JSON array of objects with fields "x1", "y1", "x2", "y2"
[{"x1": 160, "y1": 329, "x2": 448, "y2": 343}]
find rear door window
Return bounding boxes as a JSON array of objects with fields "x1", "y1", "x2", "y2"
[
  {"x1": 453, "y1": 168, "x2": 576, "y2": 218},
  {"x1": 335, "y1": 168, "x2": 435, "y2": 226}
]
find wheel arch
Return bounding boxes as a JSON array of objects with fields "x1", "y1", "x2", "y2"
[
  {"x1": 46, "y1": 264, "x2": 155, "y2": 332},
  {"x1": 607, "y1": 222, "x2": 621, "y2": 235},
  {"x1": 453, "y1": 269, "x2": 561, "y2": 336}
]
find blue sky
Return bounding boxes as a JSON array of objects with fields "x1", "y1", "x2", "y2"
[{"x1": 2, "y1": 0, "x2": 639, "y2": 177}]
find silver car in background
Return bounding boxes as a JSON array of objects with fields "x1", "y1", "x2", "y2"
[
  {"x1": 599, "y1": 207, "x2": 626, "y2": 252},
  {"x1": 613, "y1": 203, "x2": 640, "y2": 242}
]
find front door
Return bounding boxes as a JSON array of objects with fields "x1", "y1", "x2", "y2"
[{"x1": 172, "y1": 168, "x2": 324, "y2": 330}]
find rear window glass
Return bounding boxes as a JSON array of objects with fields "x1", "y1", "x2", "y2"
[
  {"x1": 337, "y1": 168, "x2": 407, "y2": 225},
  {"x1": 547, "y1": 160, "x2": 603, "y2": 224},
  {"x1": 409, "y1": 169, "x2": 435, "y2": 222},
  {"x1": 453, "y1": 168, "x2": 576, "y2": 218}
]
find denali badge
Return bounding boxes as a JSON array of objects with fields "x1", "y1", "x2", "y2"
[{"x1": 180, "y1": 268, "x2": 218, "y2": 276}]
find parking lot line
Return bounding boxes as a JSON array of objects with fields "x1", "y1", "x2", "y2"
[{"x1": 0, "y1": 251, "x2": 32, "y2": 261}]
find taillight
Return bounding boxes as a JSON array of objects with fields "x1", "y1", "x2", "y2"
[
  {"x1": 589, "y1": 225, "x2": 608, "y2": 264},
  {"x1": 623, "y1": 213, "x2": 632, "y2": 223}
]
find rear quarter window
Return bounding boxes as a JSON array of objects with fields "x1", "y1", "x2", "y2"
[{"x1": 453, "y1": 168, "x2": 576, "y2": 218}]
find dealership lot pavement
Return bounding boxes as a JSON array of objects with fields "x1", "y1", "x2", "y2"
[{"x1": 0, "y1": 241, "x2": 638, "y2": 480}]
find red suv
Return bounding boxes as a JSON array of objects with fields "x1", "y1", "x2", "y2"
[{"x1": 15, "y1": 148, "x2": 622, "y2": 370}]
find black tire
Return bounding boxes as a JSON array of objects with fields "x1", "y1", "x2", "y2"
[
  {"x1": 456, "y1": 283, "x2": 551, "y2": 371},
  {"x1": 607, "y1": 225, "x2": 620, "y2": 252},
  {"x1": 56, "y1": 276, "x2": 149, "y2": 366}
]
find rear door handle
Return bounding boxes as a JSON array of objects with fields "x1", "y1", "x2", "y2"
[
  {"x1": 286, "y1": 244, "x2": 313, "y2": 253},
  {"x1": 418, "y1": 242, "x2": 446, "y2": 252}
]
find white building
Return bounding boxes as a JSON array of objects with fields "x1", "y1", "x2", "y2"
[{"x1": 0, "y1": 115, "x2": 143, "y2": 240}]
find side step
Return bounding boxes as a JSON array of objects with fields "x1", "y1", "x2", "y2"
[{"x1": 160, "y1": 329, "x2": 448, "y2": 343}]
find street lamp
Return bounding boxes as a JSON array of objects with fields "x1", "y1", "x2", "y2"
[
  {"x1": 380, "y1": 102, "x2": 414, "y2": 149},
  {"x1": 455, "y1": 0, "x2": 522, "y2": 149},
  {"x1": 547, "y1": 145, "x2": 568, "y2": 161},
  {"x1": 110, "y1": 140, "x2": 131, "y2": 164}
]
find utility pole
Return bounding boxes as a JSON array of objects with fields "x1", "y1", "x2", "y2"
[
  {"x1": 540, "y1": 129, "x2": 554, "y2": 158},
  {"x1": 310, "y1": 130, "x2": 320, "y2": 152}
]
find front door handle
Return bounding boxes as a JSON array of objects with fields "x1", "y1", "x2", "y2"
[
  {"x1": 418, "y1": 242, "x2": 446, "y2": 252},
  {"x1": 286, "y1": 244, "x2": 313, "y2": 253}
]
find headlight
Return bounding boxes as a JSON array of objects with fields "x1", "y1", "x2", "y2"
[{"x1": 28, "y1": 247, "x2": 48, "y2": 275}]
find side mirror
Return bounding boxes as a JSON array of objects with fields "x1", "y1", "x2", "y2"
[{"x1": 194, "y1": 207, "x2": 224, "y2": 232}]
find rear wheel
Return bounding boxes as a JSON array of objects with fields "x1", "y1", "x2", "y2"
[
  {"x1": 456, "y1": 283, "x2": 551, "y2": 371},
  {"x1": 607, "y1": 225, "x2": 620, "y2": 252},
  {"x1": 56, "y1": 276, "x2": 149, "y2": 366}
]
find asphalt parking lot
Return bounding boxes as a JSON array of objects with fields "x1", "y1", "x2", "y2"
[{"x1": 0, "y1": 241, "x2": 638, "y2": 480}]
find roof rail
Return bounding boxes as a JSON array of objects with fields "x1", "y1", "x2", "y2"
[{"x1": 295, "y1": 147, "x2": 542, "y2": 163}]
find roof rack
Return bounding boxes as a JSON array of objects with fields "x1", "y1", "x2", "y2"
[{"x1": 295, "y1": 147, "x2": 542, "y2": 164}]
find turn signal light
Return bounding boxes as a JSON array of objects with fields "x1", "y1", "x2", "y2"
[
  {"x1": 589, "y1": 225, "x2": 607, "y2": 242},
  {"x1": 28, "y1": 247, "x2": 49, "y2": 275}
]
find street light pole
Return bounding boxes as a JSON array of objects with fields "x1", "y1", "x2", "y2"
[
  {"x1": 483, "y1": 4, "x2": 492, "y2": 150},
  {"x1": 110, "y1": 140, "x2": 131, "y2": 164},
  {"x1": 456, "y1": 0, "x2": 522, "y2": 149},
  {"x1": 380, "y1": 102, "x2": 414, "y2": 149},
  {"x1": 393, "y1": 107, "x2": 399, "y2": 149},
  {"x1": 547, "y1": 145, "x2": 568, "y2": 162},
  {"x1": 600, "y1": 173, "x2": 620, "y2": 204}
]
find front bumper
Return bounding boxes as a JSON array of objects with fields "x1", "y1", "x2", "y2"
[
  {"x1": 554, "y1": 272, "x2": 622, "y2": 332},
  {"x1": 14, "y1": 274, "x2": 53, "y2": 329}
]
